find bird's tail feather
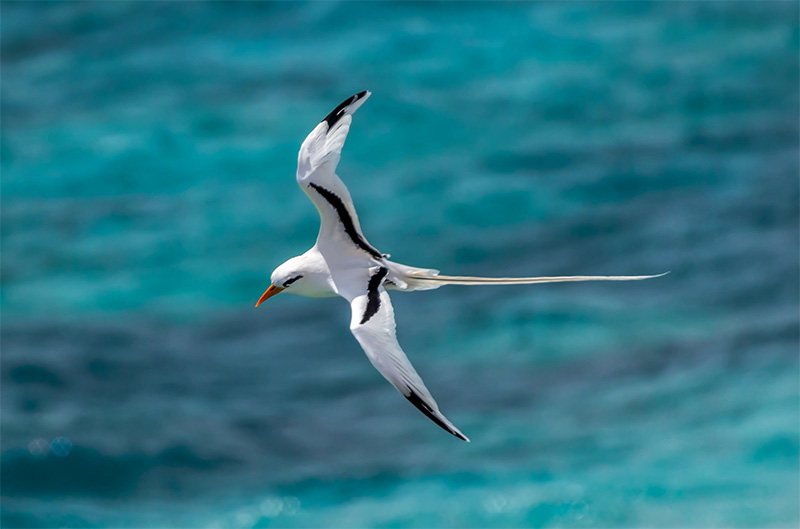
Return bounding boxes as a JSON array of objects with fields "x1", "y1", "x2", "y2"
[
  {"x1": 412, "y1": 272, "x2": 668, "y2": 287},
  {"x1": 384, "y1": 261, "x2": 668, "y2": 291}
]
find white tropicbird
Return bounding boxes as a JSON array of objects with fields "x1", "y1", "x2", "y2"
[{"x1": 256, "y1": 91, "x2": 664, "y2": 442}]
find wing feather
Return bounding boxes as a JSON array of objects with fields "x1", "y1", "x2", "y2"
[
  {"x1": 295, "y1": 92, "x2": 378, "y2": 257},
  {"x1": 349, "y1": 285, "x2": 469, "y2": 442}
]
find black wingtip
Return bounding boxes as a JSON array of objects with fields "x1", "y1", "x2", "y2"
[
  {"x1": 406, "y1": 390, "x2": 469, "y2": 442},
  {"x1": 322, "y1": 90, "x2": 370, "y2": 128}
]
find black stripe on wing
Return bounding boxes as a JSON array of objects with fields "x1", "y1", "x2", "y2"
[
  {"x1": 308, "y1": 182, "x2": 383, "y2": 260},
  {"x1": 323, "y1": 91, "x2": 369, "y2": 128},
  {"x1": 361, "y1": 267, "x2": 389, "y2": 324},
  {"x1": 406, "y1": 390, "x2": 469, "y2": 441}
]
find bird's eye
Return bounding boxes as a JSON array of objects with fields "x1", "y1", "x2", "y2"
[{"x1": 283, "y1": 275, "x2": 303, "y2": 288}]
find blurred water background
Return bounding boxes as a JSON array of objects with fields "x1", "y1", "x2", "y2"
[{"x1": 2, "y1": 2, "x2": 798, "y2": 527}]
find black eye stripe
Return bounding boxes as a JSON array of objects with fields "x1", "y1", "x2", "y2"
[{"x1": 282, "y1": 275, "x2": 303, "y2": 288}]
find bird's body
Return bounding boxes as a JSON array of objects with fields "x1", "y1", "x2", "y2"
[{"x1": 257, "y1": 91, "x2": 664, "y2": 442}]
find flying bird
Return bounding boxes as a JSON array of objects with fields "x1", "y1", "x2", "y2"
[{"x1": 256, "y1": 91, "x2": 663, "y2": 441}]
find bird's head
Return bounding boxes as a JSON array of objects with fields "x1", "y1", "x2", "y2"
[{"x1": 255, "y1": 257, "x2": 308, "y2": 307}]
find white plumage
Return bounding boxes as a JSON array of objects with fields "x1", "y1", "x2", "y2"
[{"x1": 256, "y1": 91, "x2": 665, "y2": 441}]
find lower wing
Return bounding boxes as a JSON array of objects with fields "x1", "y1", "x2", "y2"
[{"x1": 348, "y1": 272, "x2": 469, "y2": 441}]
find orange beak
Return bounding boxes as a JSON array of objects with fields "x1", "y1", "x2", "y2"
[{"x1": 255, "y1": 284, "x2": 284, "y2": 307}]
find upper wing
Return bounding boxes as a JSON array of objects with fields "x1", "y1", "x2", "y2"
[
  {"x1": 348, "y1": 267, "x2": 469, "y2": 441},
  {"x1": 296, "y1": 91, "x2": 382, "y2": 260}
]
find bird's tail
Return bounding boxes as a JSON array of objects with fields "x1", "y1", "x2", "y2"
[
  {"x1": 384, "y1": 262, "x2": 667, "y2": 292},
  {"x1": 412, "y1": 272, "x2": 668, "y2": 286}
]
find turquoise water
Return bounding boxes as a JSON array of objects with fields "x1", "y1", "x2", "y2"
[{"x1": 2, "y1": 2, "x2": 798, "y2": 527}]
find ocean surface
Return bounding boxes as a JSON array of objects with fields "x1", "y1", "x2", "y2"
[{"x1": 1, "y1": 2, "x2": 798, "y2": 527}]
